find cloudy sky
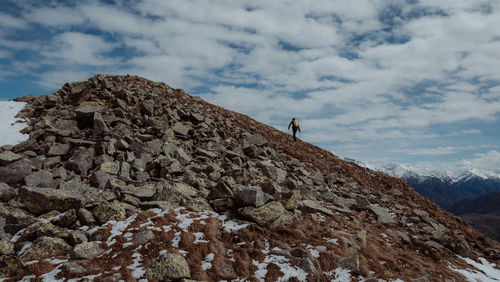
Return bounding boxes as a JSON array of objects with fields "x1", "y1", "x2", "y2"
[{"x1": 1, "y1": 0, "x2": 499, "y2": 171}]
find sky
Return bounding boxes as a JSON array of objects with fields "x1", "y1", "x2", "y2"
[{"x1": 1, "y1": 0, "x2": 499, "y2": 172}]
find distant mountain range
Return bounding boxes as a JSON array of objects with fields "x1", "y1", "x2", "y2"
[
  {"x1": 345, "y1": 158, "x2": 500, "y2": 208},
  {"x1": 345, "y1": 158, "x2": 500, "y2": 241}
]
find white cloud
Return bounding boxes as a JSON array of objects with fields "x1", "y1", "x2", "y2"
[
  {"x1": 0, "y1": 12, "x2": 28, "y2": 29},
  {"x1": 36, "y1": 70, "x2": 92, "y2": 89},
  {"x1": 42, "y1": 32, "x2": 119, "y2": 66},
  {"x1": 2, "y1": 0, "x2": 500, "y2": 167},
  {"x1": 25, "y1": 6, "x2": 85, "y2": 26}
]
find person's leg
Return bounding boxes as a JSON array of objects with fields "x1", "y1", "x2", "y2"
[{"x1": 293, "y1": 128, "x2": 297, "y2": 141}]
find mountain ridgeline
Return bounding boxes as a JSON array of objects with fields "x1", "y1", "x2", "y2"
[{"x1": 0, "y1": 75, "x2": 498, "y2": 281}]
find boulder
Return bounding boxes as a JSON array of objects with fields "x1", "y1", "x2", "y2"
[
  {"x1": 236, "y1": 186, "x2": 269, "y2": 208},
  {"x1": 133, "y1": 230, "x2": 155, "y2": 245},
  {"x1": 93, "y1": 112, "x2": 109, "y2": 136},
  {"x1": 369, "y1": 204, "x2": 395, "y2": 224},
  {"x1": 93, "y1": 201, "x2": 126, "y2": 224},
  {"x1": 172, "y1": 123, "x2": 191, "y2": 138},
  {"x1": 47, "y1": 143, "x2": 71, "y2": 156},
  {"x1": 77, "y1": 208, "x2": 97, "y2": 226},
  {"x1": 298, "y1": 200, "x2": 335, "y2": 216},
  {"x1": 0, "y1": 240, "x2": 14, "y2": 255},
  {"x1": 338, "y1": 255, "x2": 360, "y2": 274},
  {"x1": 244, "y1": 134, "x2": 267, "y2": 146},
  {"x1": 75, "y1": 103, "x2": 104, "y2": 128},
  {"x1": 0, "y1": 183, "x2": 17, "y2": 202},
  {"x1": 19, "y1": 236, "x2": 72, "y2": 261},
  {"x1": 259, "y1": 161, "x2": 287, "y2": 183},
  {"x1": 0, "y1": 151, "x2": 22, "y2": 165},
  {"x1": 145, "y1": 252, "x2": 191, "y2": 280},
  {"x1": 24, "y1": 170, "x2": 54, "y2": 187},
  {"x1": 0, "y1": 255, "x2": 24, "y2": 278},
  {"x1": 66, "y1": 147, "x2": 95, "y2": 175},
  {"x1": 73, "y1": 241, "x2": 105, "y2": 259},
  {"x1": 207, "y1": 181, "x2": 234, "y2": 200},
  {"x1": 240, "y1": 201, "x2": 294, "y2": 228},
  {"x1": 19, "y1": 186, "x2": 83, "y2": 215},
  {"x1": 0, "y1": 158, "x2": 32, "y2": 185},
  {"x1": 90, "y1": 170, "x2": 112, "y2": 189}
]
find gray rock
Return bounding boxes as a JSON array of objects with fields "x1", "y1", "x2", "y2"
[
  {"x1": 0, "y1": 158, "x2": 32, "y2": 185},
  {"x1": 0, "y1": 183, "x2": 17, "y2": 202},
  {"x1": 369, "y1": 204, "x2": 395, "y2": 224},
  {"x1": 145, "y1": 252, "x2": 191, "y2": 280},
  {"x1": 174, "y1": 147, "x2": 192, "y2": 165},
  {"x1": 73, "y1": 241, "x2": 105, "y2": 259},
  {"x1": 236, "y1": 186, "x2": 269, "y2": 208},
  {"x1": 207, "y1": 181, "x2": 235, "y2": 200},
  {"x1": 77, "y1": 208, "x2": 96, "y2": 226},
  {"x1": 245, "y1": 134, "x2": 267, "y2": 146},
  {"x1": 19, "y1": 186, "x2": 83, "y2": 215},
  {"x1": 25, "y1": 170, "x2": 54, "y2": 187},
  {"x1": 173, "y1": 123, "x2": 191, "y2": 138},
  {"x1": 66, "y1": 147, "x2": 95, "y2": 175},
  {"x1": 195, "y1": 148, "x2": 218, "y2": 158},
  {"x1": 259, "y1": 161, "x2": 287, "y2": 183},
  {"x1": 0, "y1": 151, "x2": 22, "y2": 165},
  {"x1": 93, "y1": 112, "x2": 109, "y2": 136},
  {"x1": 119, "y1": 162, "x2": 131, "y2": 181},
  {"x1": 298, "y1": 200, "x2": 335, "y2": 216},
  {"x1": 90, "y1": 170, "x2": 112, "y2": 189},
  {"x1": 134, "y1": 230, "x2": 155, "y2": 245},
  {"x1": 47, "y1": 143, "x2": 71, "y2": 156}
]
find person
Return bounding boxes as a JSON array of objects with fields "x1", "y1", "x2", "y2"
[{"x1": 288, "y1": 118, "x2": 300, "y2": 141}]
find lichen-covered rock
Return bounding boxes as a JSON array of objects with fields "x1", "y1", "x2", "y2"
[
  {"x1": 0, "y1": 158, "x2": 32, "y2": 185},
  {"x1": 0, "y1": 240, "x2": 14, "y2": 255},
  {"x1": 19, "y1": 236, "x2": 72, "y2": 261},
  {"x1": 240, "y1": 201, "x2": 295, "y2": 228},
  {"x1": 72, "y1": 241, "x2": 105, "y2": 259},
  {"x1": 19, "y1": 186, "x2": 83, "y2": 215},
  {"x1": 93, "y1": 201, "x2": 126, "y2": 224},
  {"x1": 145, "y1": 252, "x2": 191, "y2": 280},
  {"x1": 338, "y1": 255, "x2": 360, "y2": 274},
  {"x1": 0, "y1": 255, "x2": 24, "y2": 278}
]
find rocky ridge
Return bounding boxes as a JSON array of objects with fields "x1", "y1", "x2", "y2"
[{"x1": 0, "y1": 74, "x2": 498, "y2": 281}]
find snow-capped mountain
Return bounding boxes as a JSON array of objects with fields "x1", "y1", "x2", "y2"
[
  {"x1": 344, "y1": 158, "x2": 500, "y2": 184},
  {"x1": 344, "y1": 157, "x2": 500, "y2": 210}
]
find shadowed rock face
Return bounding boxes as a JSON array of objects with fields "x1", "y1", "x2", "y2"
[{"x1": 0, "y1": 74, "x2": 498, "y2": 281}]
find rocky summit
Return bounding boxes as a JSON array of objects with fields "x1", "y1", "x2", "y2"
[{"x1": 0, "y1": 74, "x2": 498, "y2": 281}]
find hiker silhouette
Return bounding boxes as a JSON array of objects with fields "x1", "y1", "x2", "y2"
[{"x1": 288, "y1": 118, "x2": 300, "y2": 141}]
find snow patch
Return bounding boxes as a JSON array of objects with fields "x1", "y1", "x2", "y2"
[
  {"x1": 449, "y1": 256, "x2": 500, "y2": 281},
  {"x1": 0, "y1": 101, "x2": 28, "y2": 146},
  {"x1": 202, "y1": 253, "x2": 215, "y2": 270}
]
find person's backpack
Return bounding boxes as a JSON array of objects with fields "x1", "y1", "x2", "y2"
[{"x1": 292, "y1": 119, "x2": 299, "y2": 128}]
